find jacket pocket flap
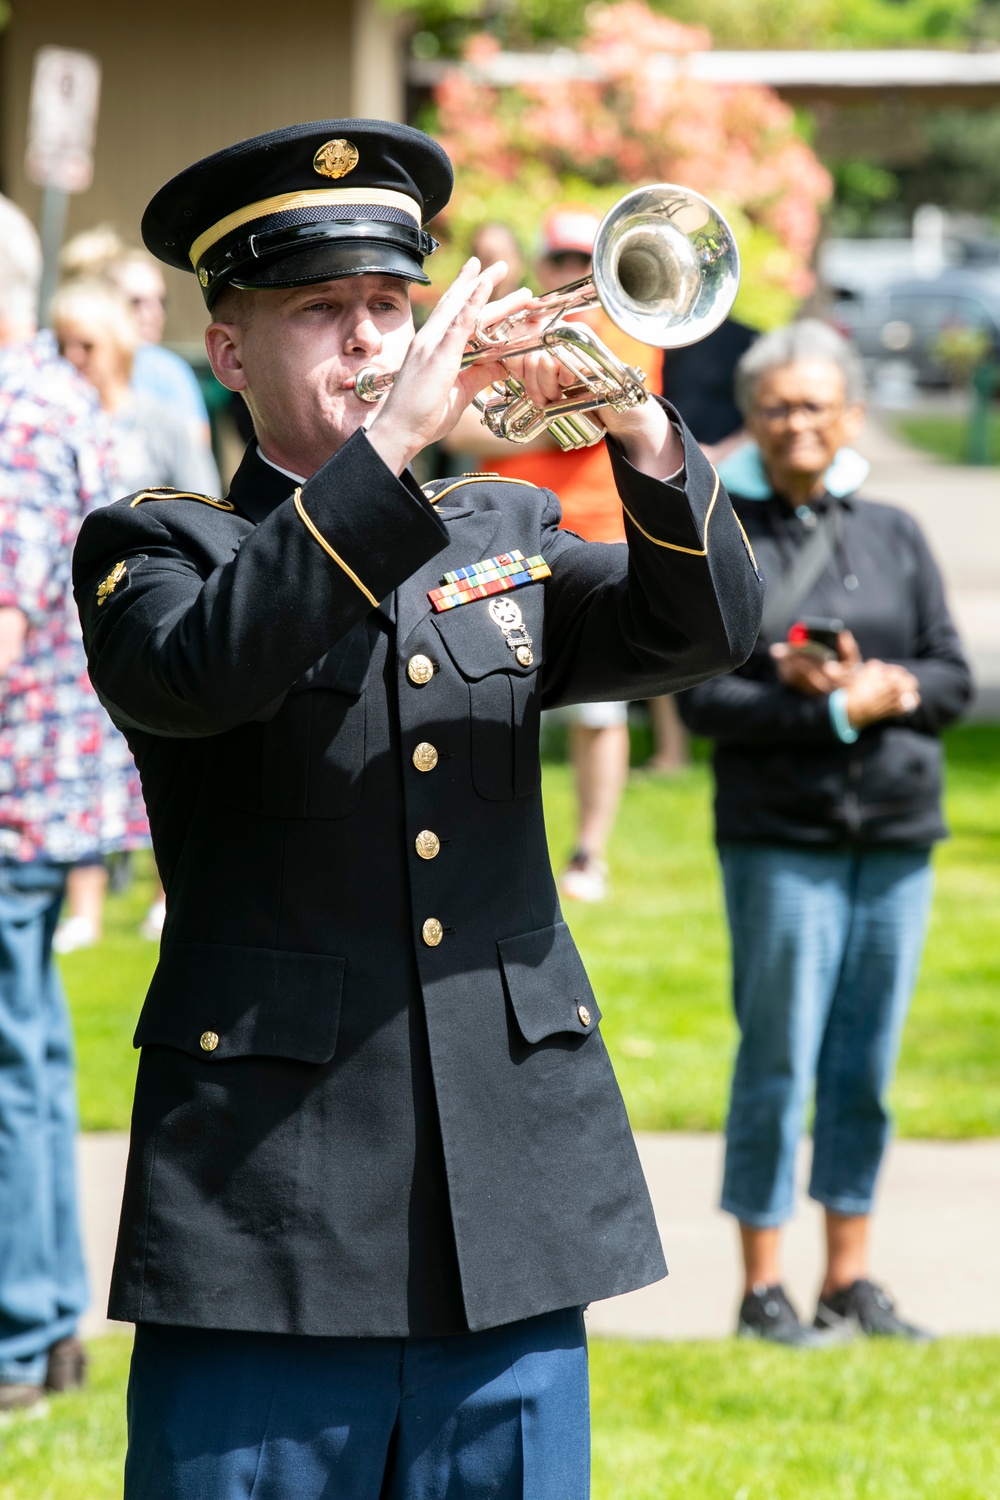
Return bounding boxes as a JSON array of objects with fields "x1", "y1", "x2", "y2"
[
  {"x1": 498, "y1": 921, "x2": 601, "y2": 1043},
  {"x1": 431, "y1": 585, "x2": 544, "y2": 681},
  {"x1": 134, "y1": 942, "x2": 345, "y2": 1063}
]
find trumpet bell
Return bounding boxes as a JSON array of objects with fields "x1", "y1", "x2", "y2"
[{"x1": 593, "y1": 184, "x2": 740, "y2": 349}]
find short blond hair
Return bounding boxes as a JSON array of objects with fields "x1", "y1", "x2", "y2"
[
  {"x1": 50, "y1": 278, "x2": 139, "y2": 359},
  {"x1": 59, "y1": 224, "x2": 126, "y2": 282}
]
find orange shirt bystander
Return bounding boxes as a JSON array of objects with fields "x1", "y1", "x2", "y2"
[{"x1": 492, "y1": 309, "x2": 663, "y2": 544}]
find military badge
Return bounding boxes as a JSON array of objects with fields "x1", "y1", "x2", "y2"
[
  {"x1": 487, "y1": 597, "x2": 534, "y2": 668},
  {"x1": 96, "y1": 561, "x2": 127, "y2": 606},
  {"x1": 427, "y1": 551, "x2": 550, "y2": 613},
  {"x1": 313, "y1": 139, "x2": 359, "y2": 179}
]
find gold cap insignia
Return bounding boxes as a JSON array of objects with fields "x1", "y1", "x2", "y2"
[
  {"x1": 198, "y1": 266, "x2": 210, "y2": 288},
  {"x1": 96, "y1": 561, "x2": 127, "y2": 606},
  {"x1": 313, "y1": 139, "x2": 359, "y2": 179}
]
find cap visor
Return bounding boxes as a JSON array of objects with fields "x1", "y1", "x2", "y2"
[{"x1": 225, "y1": 240, "x2": 430, "y2": 296}]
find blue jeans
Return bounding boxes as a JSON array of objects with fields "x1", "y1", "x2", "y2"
[
  {"x1": 0, "y1": 860, "x2": 88, "y2": 1384},
  {"x1": 719, "y1": 844, "x2": 934, "y2": 1228},
  {"x1": 126, "y1": 1308, "x2": 590, "y2": 1499}
]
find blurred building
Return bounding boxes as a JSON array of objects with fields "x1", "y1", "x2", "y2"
[{"x1": 0, "y1": 0, "x2": 406, "y2": 341}]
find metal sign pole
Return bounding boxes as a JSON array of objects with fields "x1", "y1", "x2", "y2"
[
  {"x1": 25, "y1": 46, "x2": 101, "y2": 325},
  {"x1": 37, "y1": 184, "x2": 69, "y2": 326}
]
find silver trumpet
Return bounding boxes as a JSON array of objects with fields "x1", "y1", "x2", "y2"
[{"x1": 348, "y1": 183, "x2": 740, "y2": 451}]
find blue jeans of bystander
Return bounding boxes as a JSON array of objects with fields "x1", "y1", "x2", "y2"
[
  {"x1": 718, "y1": 844, "x2": 934, "y2": 1229},
  {"x1": 0, "y1": 860, "x2": 88, "y2": 1385}
]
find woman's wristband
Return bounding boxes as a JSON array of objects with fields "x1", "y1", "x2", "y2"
[{"x1": 829, "y1": 687, "x2": 859, "y2": 744}]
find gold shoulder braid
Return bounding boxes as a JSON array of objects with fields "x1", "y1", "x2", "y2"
[
  {"x1": 422, "y1": 475, "x2": 539, "y2": 506},
  {"x1": 129, "y1": 488, "x2": 235, "y2": 512}
]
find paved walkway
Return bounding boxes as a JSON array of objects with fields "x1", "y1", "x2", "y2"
[
  {"x1": 79, "y1": 1131, "x2": 1000, "y2": 1341},
  {"x1": 855, "y1": 413, "x2": 1000, "y2": 715}
]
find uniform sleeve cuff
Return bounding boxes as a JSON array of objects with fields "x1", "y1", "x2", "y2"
[
  {"x1": 829, "y1": 688, "x2": 859, "y2": 743},
  {"x1": 294, "y1": 428, "x2": 448, "y2": 606}
]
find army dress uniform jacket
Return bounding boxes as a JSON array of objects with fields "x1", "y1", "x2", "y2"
[{"x1": 74, "y1": 410, "x2": 762, "y2": 1338}]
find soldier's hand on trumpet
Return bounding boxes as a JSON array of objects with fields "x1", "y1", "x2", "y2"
[
  {"x1": 363, "y1": 257, "x2": 520, "y2": 475},
  {"x1": 366, "y1": 257, "x2": 682, "y2": 482}
]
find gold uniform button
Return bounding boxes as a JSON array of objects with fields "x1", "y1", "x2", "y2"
[
  {"x1": 407, "y1": 654, "x2": 435, "y2": 686},
  {"x1": 515, "y1": 645, "x2": 534, "y2": 668},
  {"x1": 415, "y1": 830, "x2": 441, "y2": 860},
  {"x1": 422, "y1": 917, "x2": 444, "y2": 947},
  {"x1": 577, "y1": 1004, "x2": 592, "y2": 1028},
  {"x1": 412, "y1": 742, "x2": 439, "y2": 773},
  {"x1": 200, "y1": 1030, "x2": 219, "y2": 1052}
]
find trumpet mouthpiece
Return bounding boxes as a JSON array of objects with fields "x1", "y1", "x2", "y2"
[{"x1": 350, "y1": 366, "x2": 392, "y2": 403}]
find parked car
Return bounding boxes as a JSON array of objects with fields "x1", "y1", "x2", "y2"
[{"x1": 831, "y1": 268, "x2": 1000, "y2": 386}]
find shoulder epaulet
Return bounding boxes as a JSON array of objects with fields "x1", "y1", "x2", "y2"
[
  {"x1": 129, "y1": 487, "x2": 235, "y2": 512},
  {"x1": 422, "y1": 474, "x2": 539, "y2": 506}
]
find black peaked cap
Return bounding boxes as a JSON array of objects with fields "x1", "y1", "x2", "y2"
[{"x1": 142, "y1": 119, "x2": 453, "y2": 307}]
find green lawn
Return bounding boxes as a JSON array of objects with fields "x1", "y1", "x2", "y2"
[
  {"x1": 892, "y1": 412, "x2": 1000, "y2": 466},
  {"x1": 62, "y1": 724, "x2": 1000, "y2": 1137},
  {"x1": 3, "y1": 1334, "x2": 999, "y2": 1498}
]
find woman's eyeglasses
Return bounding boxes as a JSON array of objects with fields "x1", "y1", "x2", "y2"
[{"x1": 755, "y1": 401, "x2": 842, "y2": 426}]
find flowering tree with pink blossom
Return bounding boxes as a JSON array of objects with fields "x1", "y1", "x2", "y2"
[{"x1": 424, "y1": 2, "x2": 831, "y2": 329}]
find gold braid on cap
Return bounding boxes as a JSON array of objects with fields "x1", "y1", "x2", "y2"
[{"x1": 189, "y1": 188, "x2": 423, "y2": 268}]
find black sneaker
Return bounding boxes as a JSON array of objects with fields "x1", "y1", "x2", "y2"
[
  {"x1": 815, "y1": 1278, "x2": 934, "y2": 1341},
  {"x1": 738, "y1": 1283, "x2": 831, "y2": 1347}
]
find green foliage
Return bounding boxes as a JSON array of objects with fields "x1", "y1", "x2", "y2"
[
  {"x1": 893, "y1": 107, "x2": 1000, "y2": 220},
  {"x1": 386, "y1": 0, "x2": 590, "y2": 54},
  {"x1": 932, "y1": 325, "x2": 994, "y2": 385},
  {"x1": 827, "y1": 157, "x2": 900, "y2": 237},
  {"x1": 384, "y1": 0, "x2": 983, "y2": 54},
  {"x1": 3, "y1": 1334, "x2": 1000, "y2": 1496},
  {"x1": 64, "y1": 726, "x2": 1000, "y2": 1138},
  {"x1": 662, "y1": 0, "x2": 981, "y2": 48}
]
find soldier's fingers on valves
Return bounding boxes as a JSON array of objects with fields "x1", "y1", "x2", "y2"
[{"x1": 508, "y1": 345, "x2": 573, "y2": 413}]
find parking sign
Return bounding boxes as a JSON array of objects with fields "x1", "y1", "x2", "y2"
[{"x1": 26, "y1": 46, "x2": 101, "y2": 193}]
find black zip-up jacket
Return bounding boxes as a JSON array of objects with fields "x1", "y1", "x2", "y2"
[{"x1": 678, "y1": 487, "x2": 973, "y2": 848}]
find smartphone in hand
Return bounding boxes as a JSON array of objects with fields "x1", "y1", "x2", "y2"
[{"x1": 787, "y1": 617, "x2": 843, "y2": 661}]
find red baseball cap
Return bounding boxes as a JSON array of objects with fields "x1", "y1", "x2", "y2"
[{"x1": 540, "y1": 205, "x2": 599, "y2": 258}]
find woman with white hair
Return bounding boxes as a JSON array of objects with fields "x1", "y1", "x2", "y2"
[
  {"x1": 50, "y1": 279, "x2": 219, "y2": 500},
  {"x1": 679, "y1": 319, "x2": 973, "y2": 1345}
]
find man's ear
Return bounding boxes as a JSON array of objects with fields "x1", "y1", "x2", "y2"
[{"x1": 205, "y1": 322, "x2": 247, "y2": 393}]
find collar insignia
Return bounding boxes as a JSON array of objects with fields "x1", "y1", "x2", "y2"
[
  {"x1": 427, "y1": 550, "x2": 551, "y2": 613},
  {"x1": 96, "y1": 561, "x2": 127, "y2": 606}
]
